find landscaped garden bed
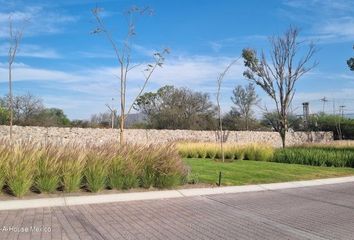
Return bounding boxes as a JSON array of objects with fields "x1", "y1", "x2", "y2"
[
  {"x1": 0, "y1": 140, "x2": 187, "y2": 198},
  {"x1": 1, "y1": 140, "x2": 354, "y2": 199}
]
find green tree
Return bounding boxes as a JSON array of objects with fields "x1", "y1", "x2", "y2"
[
  {"x1": 135, "y1": 85, "x2": 217, "y2": 130},
  {"x1": 307, "y1": 113, "x2": 354, "y2": 140},
  {"x1": 348, "y1": 45, "x2": 354, "y2": 71},
  {"x1": 0, "y1": 107, "x2": 10, "y2": 125},
  {"x1": 261, "y1": 111, "x2": 302, "y2": 132},
  {"x1": 34, "y1": 108, "x2": 71, "y2": 127}
]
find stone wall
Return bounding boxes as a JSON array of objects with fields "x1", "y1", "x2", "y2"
[{"x1": 0, "y1": 125, "x2": 333, "y2": 147}]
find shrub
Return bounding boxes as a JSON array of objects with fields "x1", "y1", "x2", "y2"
[{"x1": 273, "y1": 147, "x2": 354, "y2": 167}]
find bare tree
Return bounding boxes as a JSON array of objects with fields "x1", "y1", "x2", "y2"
[
  {"x1": 7, "y1": 16, "x2": 26, "y2": 139},
  {"x1": 216, "y1": 59, "x2": 239, "y2": 162},
  {"x1": 242, "y1": 27, "x2": 317, "y2": 148},
  {"x1": 231, "y1": 83, "x2": 259, "y2": 130},
  {"x1": 105, "y1": 99, "x2": 116, "y2": 129},
  {"x1": 92, "y1": 6, "x2": 169, "y2": 144}
]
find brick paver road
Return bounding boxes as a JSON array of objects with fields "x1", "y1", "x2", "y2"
[{"x1": 1, "y1": 182, "x2": 354, "y2": 240}]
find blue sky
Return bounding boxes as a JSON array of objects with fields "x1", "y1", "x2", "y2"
[{"x1": 0, "y1": 0, "x2": 353, "y2": 119}]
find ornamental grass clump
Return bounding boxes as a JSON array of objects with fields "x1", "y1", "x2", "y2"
[
  {"x1": 84, "y1": 148, "x2": 110, "y2": 192},
  {"x1": 0, "y1": 145, "x2": 9, "y2": 191},
  {"x1": 35, "y1": 145, "x2": 62, "y2": 193},
  {"x1": 108, "y1": 145, "x2": 140, "y2": 190},
  {"x1": 6, "y1": 143, "x2": 38, "y2": 197},
  {"x1": 151, "y1": 144, "x2": 186, "y2": 188},
  {"x1": 108, "y1": 156, "x2": 126, "y2": 190},
  {"x1": 177, "y1": 142, "x2": 274, "y2": 161},
  {"x1": 0, "y1": 139, "x2": 187, "y2": 197},
  {"x1": 60, "y1": 148, "x2": 86, "y2": 193}
]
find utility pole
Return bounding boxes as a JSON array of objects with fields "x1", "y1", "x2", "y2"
[
  {"x1": 320, "y1": 97, "x2": 328, "y2": 113},
  {"x1": 339, "y1": 105, "x2": 346, "y2": 118},
  {"x1": 302, "y1": 102, "x2": 309, "y2": 129}
]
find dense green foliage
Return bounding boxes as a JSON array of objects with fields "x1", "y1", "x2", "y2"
[
  {"x1": 134, "y1": 85, "x2": 217, "y2": 130},
  {"x1": 227, "y1": 83, "x2": 259, "y2": 130},
  {"x1": 0, "y1": 107, "x2": 9, "y2": 125},
  {"x1": 273, "y1": 146, "x2": 354, "y2": 167},
  {"x1": 180, "y1": 142, "x2": 354, "y2": 169},
  {"x1": 347, "y1": 45, "x2": 354, "y2": 71},
  {"x1": 0, "y1": 94, "x2": 70, "y2": 127},
  {"x1": 307, "y1": 114, "x2": 354, "y2": 140}
]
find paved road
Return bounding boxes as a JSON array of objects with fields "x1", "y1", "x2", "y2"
[{"x1": 1, "y1": 182, "x2": 354, "y2": 240}]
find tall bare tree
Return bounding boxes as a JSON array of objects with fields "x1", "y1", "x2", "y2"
[
  {"x1": 105, "y1": 99, "x2": 116, "y2": 129},
  {"x1": 8, "y1": 16, "x2": 26, "y2": 140},
  {"x1": 216, "y1": 59, "x2": 239, "y2": 162},
  {"x1": 242, "y1": 26, "x2": 317, "y2": 148},
  {"x1": 92, "y1": 6, "x2": 169, "y2": 144}
]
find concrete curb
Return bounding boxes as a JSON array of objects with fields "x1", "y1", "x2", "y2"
[{"x1": 1, "y1": 176, "x2": 354, "y2": 211}]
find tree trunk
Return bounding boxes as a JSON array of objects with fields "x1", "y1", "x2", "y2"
[
  {"x1": 280, "y1": 129, "x2": 286, "y2": 148},
  {"x1": 119, "y1": 115, "x2": 125, "y2": 144},
  {"x1": 8, "y1": 63, "x2": 13, "y2": 140},
  {"x1": 219, "y1": 120, "x2": 225, "y2": 163},
  {"x1": 245, "y1": 116, "x2": 249, "y2": 131},
  {"x1": 280, "y1": 114, "x2": 287, "y2": 148}
]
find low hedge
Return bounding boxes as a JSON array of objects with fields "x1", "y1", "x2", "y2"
[{"x1": 273, "y1": 147, "x2": 354, "y2": 167}]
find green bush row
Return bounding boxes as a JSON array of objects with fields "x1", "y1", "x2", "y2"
[
  {"x1": 178, "y1": 143, "x2": 274, "y2": 161},
  {"x1": 0, "y1": 141, "x2": 187, "y2": 197},
  {"x1": 273, "y1": 147, "x2": 354, "y2": 167}
]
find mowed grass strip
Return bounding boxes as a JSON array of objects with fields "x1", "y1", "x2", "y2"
[{"x1": 184, "y1": 158, "x2": 354, "y2": 186}]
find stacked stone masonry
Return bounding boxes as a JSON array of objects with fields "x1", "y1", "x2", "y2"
[{"x1": 0, "y1": 125, "x2": 333, "y2": 148}]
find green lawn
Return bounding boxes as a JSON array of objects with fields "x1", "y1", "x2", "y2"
[{"x1": 184, "y1": 158, "x2": 354, "y2": 186}]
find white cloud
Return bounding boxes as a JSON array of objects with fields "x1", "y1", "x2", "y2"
[
  {"x1": 0, "y1": 43, "x2": 61, "y2": 59},
  {"x1": 0, "y1": 55, "x2": 245, "y2": 118},
  {"x1": 208, "y1": 35, "x2": 268, "y2": 52},
  {"x1": 0, "y1": 6, "x2": 78, "y2": 38},
  {"x1": 3, "y1": 54, "x2": 351, "y2": 119},
  {"x1": 0, "y1": 62, "x2": 85, "y2": 82},
  {"x1": 281, "y1": 0, "x2": 354, "y2": 43}
]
